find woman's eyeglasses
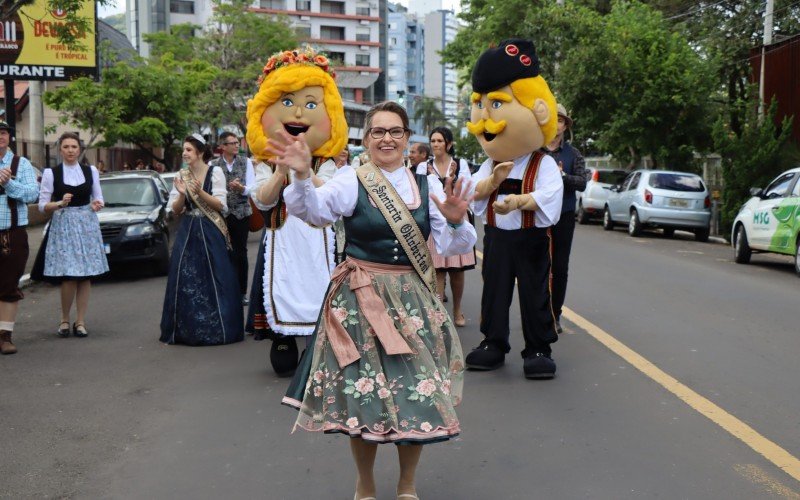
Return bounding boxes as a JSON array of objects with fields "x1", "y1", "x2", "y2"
[{"x1": 368, "y1": 127, "x2": 409, "y2": 139}]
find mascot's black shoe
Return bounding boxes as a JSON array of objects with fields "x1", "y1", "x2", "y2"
[
  {"x1": 523, "y1": 352, "x2": 556, "y2": 380},
  {"x1": 270, "y1": 337, "x2": 299, "y2": 377},
  {"x1": 465, "y1": 342, "x2": 505, "y2": 370}
]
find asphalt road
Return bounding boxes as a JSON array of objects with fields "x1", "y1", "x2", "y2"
[{"x1": 2, "y1": 223, "x2": 799, "y2": 499}]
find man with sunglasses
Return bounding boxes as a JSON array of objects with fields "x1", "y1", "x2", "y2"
[{"x1": 212, "y1": 131, "x2": 255, "y2": 306}]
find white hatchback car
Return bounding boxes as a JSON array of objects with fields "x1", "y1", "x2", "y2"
[
  {"x1": 731, "y1": 167, "x2": 800, "y2": 276},
  {"x1": 576, "y1": 167, "x2": 628, "y2": 223}
]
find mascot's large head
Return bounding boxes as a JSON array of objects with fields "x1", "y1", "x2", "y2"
[
  {"x1": 466, "y1": 39, "x2": 557, "y2": 162},
  {"x1": 246, "y1": 46, "x2": 348, "y2": 162}
]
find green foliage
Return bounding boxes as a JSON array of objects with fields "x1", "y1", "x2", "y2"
[
  {"x1": 44, "y1": 50, "x2": 218, "y2": 166},
  {"x1": 453, "y1": 132, "x2": 487, "y2": 166},
  {"x1": 712, "y1": 97, "x2": 795, "y2": 236},
  {"x1": 102, "y1": 12, "x2": 125, "y2": 35},
  {"x1": 147, "y1": 0, "x2": 297, "y2": 136},
  {"x1": 413, "y1": 98, "x2": 448, "y2": 137}
]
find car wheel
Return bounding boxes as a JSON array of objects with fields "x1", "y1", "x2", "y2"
[
  {"x1": 602, "y1": 206, "x2": 614, "y2": 230},
  {"x1": 694, "y1": 226, "x2": 710, "y2": 242},
  {"x1": 662, "y1": 228, "x2": 675, "y2": 238},
  {"x1": 628, "y1": 209, "x2": 643, "y2": 237},
  {"x1": 795, "y1": 239, "x2": 800, "y2": 277},
  {"x1": 153, "y1": 237, "x2": 171, "y2": 276},
  {"x1": 577, "y1": 202, "x2": 590, "y2": 225},
  {"x1": 733, "y1": 225, "x2": 751, "y2": 264}
]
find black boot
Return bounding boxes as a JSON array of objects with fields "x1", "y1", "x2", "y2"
[
  {"x1": 523, "y1": 352, "x2": 556, "y2": 380},
  {"x1": 270, "y1": 337, "x2": 299, "y2": 377},
  {"x1": 465, "y1": 341, "x2": 505, "y2": 370}
]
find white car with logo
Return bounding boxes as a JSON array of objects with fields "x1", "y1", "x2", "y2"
[{"x1": 732, "y1": 167, "x2": 800, "y2": 276}]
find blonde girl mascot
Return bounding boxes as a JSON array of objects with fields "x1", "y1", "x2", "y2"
[{"x1": 245, "y1": 46, "x2": 348, "y2": 376}]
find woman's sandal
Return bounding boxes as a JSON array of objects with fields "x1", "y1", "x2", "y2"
[
  {"x1": 454, "y1": 313, "x2": 466, "y2": 328},
  {"x1": 354, "y1": 495, "x2": 376, "y2": 500},
  {"x1": 397, "y1": 494, "x2": 420, "y2": 499},
  {"x1": 73, "y1": 322, "x2": 88, "y2": 338},
  {"x1": 57, "y1": 321, "x2": 71, "y2": 338}
]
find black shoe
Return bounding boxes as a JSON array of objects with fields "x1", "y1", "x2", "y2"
[
  {"x1": 270, "y1": 337, "x2": 299, "y2": 377},
  {"x1": 556, "y1": 321, "x2": 563, "y2": 334},
  {"x1": 73, "y1": 322, "x2": 88, "y2": 338},
  {"x1": 57, "y1": 322, "x2": 71, "y2": 338},
  {"x1": 465, "y1": 342, "x2": 505, "y2": 371},
  {"x1": 524, "y1": 352, "x2": 556, "y2": 380}
]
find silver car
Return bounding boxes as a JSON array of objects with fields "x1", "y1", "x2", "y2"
[
  {"x1": 602, "y1": 169, "x2": 712, "y2": 241},
  {"x1": 576, "y1": 167, "x2": 628, "y2": 224}
]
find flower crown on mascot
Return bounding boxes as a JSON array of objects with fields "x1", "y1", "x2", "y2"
[
  {"x1": 468, "y1": 39, "x2": 558, "y2": 208},
  {"x1": 246, "y1": 45, "x2": 348, "y2": 165}
]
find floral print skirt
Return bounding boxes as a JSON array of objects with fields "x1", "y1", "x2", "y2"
[{"x1": 283, "y1": 258, "x2": 464, "y2": 445}]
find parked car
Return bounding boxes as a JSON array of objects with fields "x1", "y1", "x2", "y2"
[
  {"x1": 731, "y1": 167, "x2": 800, "y2": 276},
  {"x1": 98, "y1": 171, "x2": 177, "y2": 275},
  {"x1": 602, "y1": 169, "x2": 712, "y2": 241},
  {"x1": 160, "y1": 171, "x2": 178, "y2": 193},
  {"x1": 576, "y1": 167, "x2": 628, "y2": 224}
]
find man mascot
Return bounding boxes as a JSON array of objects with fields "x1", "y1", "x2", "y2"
[
  {"x1": 245, "y1": 46, "x2": 348, "y2": 376},
  {"x1": 467, "y1": 39, "x2": 564, "y2": 379}
]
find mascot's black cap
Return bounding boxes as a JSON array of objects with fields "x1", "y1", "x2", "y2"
[{"x1": 471, "y1": 39, "x2": 541, "y2": 93}]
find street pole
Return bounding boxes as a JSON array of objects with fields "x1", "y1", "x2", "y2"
[
  {"x1": 758, "y1": 0, "x2": 775, "y2": 121},
  {"x1": 3, "y1": 80, "x2": 16, "y2": 149},
  {"x1": 28, "y1": 80, "x2": 45, "y2": 168}
]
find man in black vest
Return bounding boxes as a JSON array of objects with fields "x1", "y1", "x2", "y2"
[
  {"x1": 213, "y1": 132, "x2": 255, "y2": 305},
  {"x1": 0, "y1": 120, "x2": 40, "y2": 354},
  {"x1": 541, "y1": 104, "x2": 586, "y2": 333}
]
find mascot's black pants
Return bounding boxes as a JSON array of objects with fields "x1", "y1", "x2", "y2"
[{"x1": 479, "y1": 225, "x2": 558, "y2": 357}]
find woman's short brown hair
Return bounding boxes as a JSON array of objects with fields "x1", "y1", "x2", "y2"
[{"x1": 363, "y1": 101, "x2": 410, "y2": 142}]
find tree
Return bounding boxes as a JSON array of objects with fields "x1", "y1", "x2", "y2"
[
  {"x1": 44, "y1": 50, "x2": 218, "y2": 168},
  {"x1": 147, "y1": 0, "x2": 297, "y2": 137},
  {"x1": 712, "y1": 95, "x2": 794, "y2": 236},
  {"x1": 413, "y1": 97, "x2": 448, "y2": 137}
]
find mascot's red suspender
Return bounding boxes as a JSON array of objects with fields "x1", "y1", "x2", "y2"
[{"x1": 486, "y1": 151, "x2": 544, "y2": 228}]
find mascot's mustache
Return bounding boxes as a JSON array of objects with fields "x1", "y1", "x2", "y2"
[{"x1": 466, "y1": 118, "x2": 507, "y2": 137}]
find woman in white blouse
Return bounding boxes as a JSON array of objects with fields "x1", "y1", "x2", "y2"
[
  {"x1": 33, "y1": 132, "x2": 107, "y2": 338},
  {"x1": 277, "y1": 102, "x2": 476, "y2": 500},
  {"x1": 158, "y1": 134, "x2": 243, "y2": 346}
]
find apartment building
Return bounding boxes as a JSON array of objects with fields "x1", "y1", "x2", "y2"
[
  {"x1": 423, "y1": 9, "x2": 458, "y2": 122},
  {"x1": 127, "y1": 0, "x2": 385, "y2": 107},
  {"x1": 387, "y1": 3, "x2": 425, "y2": 139}
]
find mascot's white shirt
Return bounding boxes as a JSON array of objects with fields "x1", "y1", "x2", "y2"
[{"x1": 471, "y1": 152, "x2": 563, "y2": 229}]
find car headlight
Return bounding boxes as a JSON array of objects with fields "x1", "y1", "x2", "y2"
[{"x1": 125, "y1": 222, "x2": 157, "y2": 237}]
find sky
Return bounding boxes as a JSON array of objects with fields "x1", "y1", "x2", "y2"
[{"x1": 96, "y1": 0, "x2": 461, "y2": 19}]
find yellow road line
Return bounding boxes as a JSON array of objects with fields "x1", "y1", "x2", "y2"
[
  {"x1": 564, "y1": 306, "x2": 800, "y2": 485},
  {"x1": 473, "y1": 249, "x2": 800, "y2": 485}
]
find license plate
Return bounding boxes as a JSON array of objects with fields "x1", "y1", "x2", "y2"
[
  {"x1": 104, "y1": 243, "x2": 111, "y2": 254},
  {"x1": 668, "y1": 198, "x2": 689, "y2": 208}
]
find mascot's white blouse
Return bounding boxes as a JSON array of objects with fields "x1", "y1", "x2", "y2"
[
  {"x1": 471, "y1": 152, "x2": 563, "y2": 229},
  {"x1": 284, "y1": 164, "x2": 476, "y2": 258}
]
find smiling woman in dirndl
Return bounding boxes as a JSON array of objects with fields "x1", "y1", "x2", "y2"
[{"x1": 273, "y1": 101, "x2": 476, "y2": 500}]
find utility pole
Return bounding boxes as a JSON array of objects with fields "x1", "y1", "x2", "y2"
[
  {"x1": 28, "y1": 81, "x2": 45, "y2": 168},
  {"x1": 758, "y1": 0, "x2": 775, "y2": 121}
]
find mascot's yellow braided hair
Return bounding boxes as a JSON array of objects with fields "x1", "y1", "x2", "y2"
[{"x1": 246, "y1": 46, "x2": 348, "y2": 162}]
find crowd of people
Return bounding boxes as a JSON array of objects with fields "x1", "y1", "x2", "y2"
[{"x1": 0, "y1": 39, "x2": 588, "y2": 499}]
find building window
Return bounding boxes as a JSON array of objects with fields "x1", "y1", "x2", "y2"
[
  {"x1": 356, "y1": 54, "x2": 370, "y2": 66},
  {"x1": 170, "y1": 0, "x2": 194, "y2": 14},
  {"x1": 320, "y1": 0, "x2": 345, "y2": 14},
  {"x1": 320, "y1": 26, "x2": 345, "y2": 40},
  {"x1": 260, "y1": 0, "x2": 284, "y2": 8},
  {"x1": 295, "y1": 0, "x2": 310, "y2": 11},
  {"x1": 356, "y1": 32, "x2": 370, "y2": 42},
  {"x1": 295, "y1": 25, "x2": 311, "y2": 38},
  {"x1": 327, "y1": 51, "x2": 346, "y2": 65},
  {"x1": 356, "y1": 6, "x2": 370, "y2": 15}
]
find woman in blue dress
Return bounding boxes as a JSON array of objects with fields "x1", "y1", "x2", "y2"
[
  {"x1": 34, "y1": 132, "x2": 108, "y2": 337},
  {"x1": 159, "y1": 134, "x2": 244, "y2": 346}
]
